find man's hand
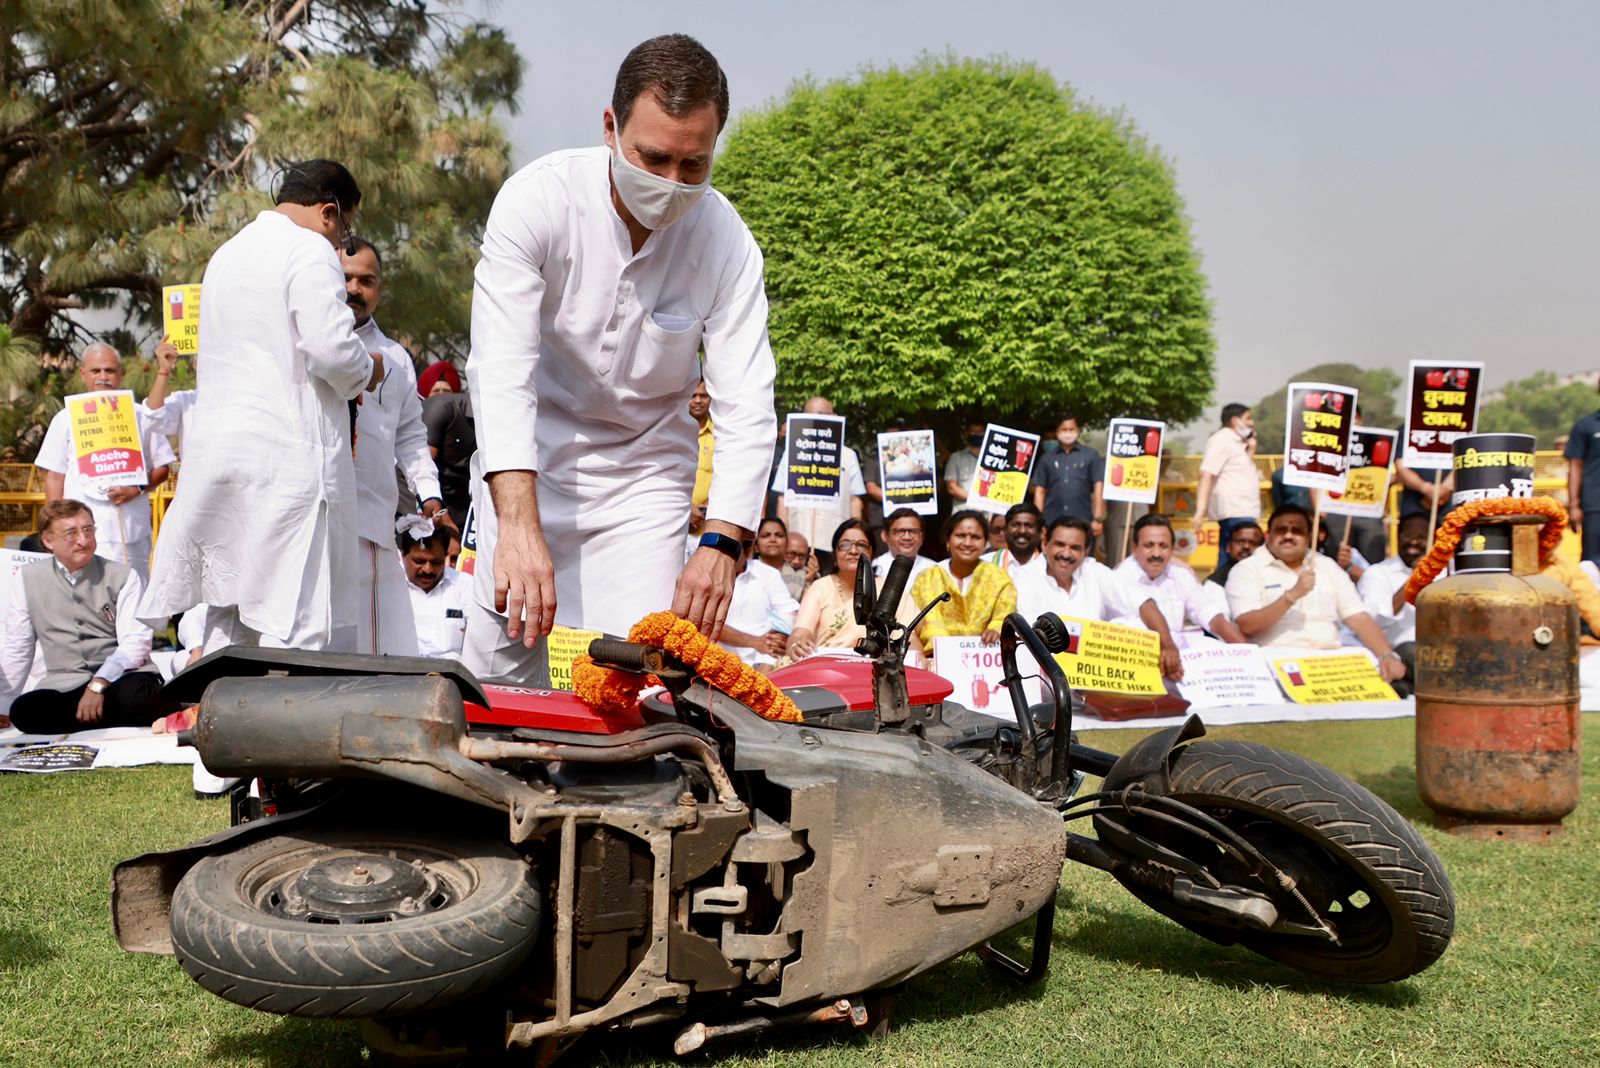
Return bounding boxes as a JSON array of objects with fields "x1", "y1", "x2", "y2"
[
  {"x1": 673, "y1": 547, "x2": 736, "y2": 640},
  {"x1": 1287, "y1": 565, "x2": 1316, "y2": 604},
  {"x1": 154, "y1": 337, "x2": 179, "y2": 376},
  {"x1": 488, "y1": 472, "x2": 555, "y2": 644},
  {"x1": 420, "y1": 497, "x2": 457, "y2": 532},
  {"x1": 1335, "y1": 544, "x2": 1353, "y2": 570},
  {"x1": 804, "y1": 552, "x2": 820, "y2": 584},
  {"x1": 762, "y1": 632, "x2": 788, "y2": 657},
  {"x1": 106, "y1": 486, "x2": 141, "y2": 506},
  {"x1": 76, "y1": 683, "x2": 106, "y2": 725},
  {"x1": 1159, "y1": 640, "x2": 1183, "y2": 681},
  {"x1": 1378, "y1": 653, "x2": 1406, "y2": 683},
  {"x1": 1569, "y1": 506, "x2": 1582, "y2": 533},
  {"x1": 1091, "y1": 519, "x2": 1105, "y2": 539}
]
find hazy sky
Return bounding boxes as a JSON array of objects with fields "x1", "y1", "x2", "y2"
[{"x1": 471, "y1": 0, "x2": 1598, "y2": 416}]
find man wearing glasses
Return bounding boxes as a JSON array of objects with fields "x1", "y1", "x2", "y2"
[{"x1": 2, "y1": 500, "x2": 164, "y2": 734}]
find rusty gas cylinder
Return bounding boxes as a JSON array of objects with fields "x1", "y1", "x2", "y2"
[{"x1": 1414, "y1": 517, "x2": 1582, "y2": 841}]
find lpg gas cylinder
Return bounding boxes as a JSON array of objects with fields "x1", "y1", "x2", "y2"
[{"x1": 1414, "y1": 517, "x2": 1581, "y2": 840}]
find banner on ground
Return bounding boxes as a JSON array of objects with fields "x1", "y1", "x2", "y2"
[
  {"x1": 1103, "y1": 418, "x2": 1165, "y2": 505},
  {"x1": 877, "y1": 429, "x2": 938, "y2": 516},
  {"x1": 1271, "y1": 652, "x2": 1400, "y2": 704},
  {"x1": 65, "y1": 390, "x2": 147, "y2": 491},
  {"x1": 783, "y1": 413, "x2": 846, "y2": 505},
  {"x1": 161, "y1": 283, "x2": 202, "y2": 356},
  {"x1": 1322, "y1": 426, "x2": 1398, "y2": 519},
  {"x1": 1402, "y1": 361, "x2": 1483, "y2": 470},
  {"x1": 1049, "y1": 616, "x2": 1166, "y2": 696},
  {"x1": 1281, "y1": 382, "x2": 1358, "y2": 491},
  {"x1": 1176, "y1": 643, "x2": 1284, "y2": 709},
  {"x1": 0, "y1": 744, "x2": 99, "y2": 773},
  {"x1": 932, "y1": 635, "x2": 1041, "y2": 716},
  {"x1": 547, "y1": 624, "x2": 604, "y2": 692},
  {"x1": 967, "y1": 423, "x2": 1040, "y2": 515}
]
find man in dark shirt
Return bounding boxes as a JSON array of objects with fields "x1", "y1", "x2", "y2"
[
  {"x1": 1565, "y1": 391, "x2": 1600, "y2": 560},
  {"x1": 1031, "y1": 414, "x2": 1105, "y2": 537},
  {"x1": 423, "y1": 390, "x2": 475, "y2": 531}
]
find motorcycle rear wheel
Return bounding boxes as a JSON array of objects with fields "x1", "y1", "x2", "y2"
[
  {"x1": 1101, "y1": 740, "x2": 1454, "y2": 983},
  {"x1": 169, "y1": 827, "x2": 541, "y2": 1018}
]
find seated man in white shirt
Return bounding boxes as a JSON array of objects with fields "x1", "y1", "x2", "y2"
[
  {"x1": 1356, "y1": 513, "x2": 1431, "y2": 695},
  {"x1": 1, "y1": 499, "x2": 164, "y2": 733},
  {"x1": 1116, "y1": 513, "x2": 1247, "y2": 646},
  {"x1": 982, "y1": 501, "x2": 1047, "y2": 602},
  {"x1": 718, "y1": 543, "x2": 800, "y2": 668},
  {"x1": 872, "y1": 508, "x2": 936, "y2": 583},
  {"x1": 1227, "y1": 504, "x2": 1405, "y2": 683},
  {"x1": 1022, "y1": 516, "x2": 1183, "y2": 680},
  {"x1": 401, "y1": 521, "x2": 468, "y2": 661}
]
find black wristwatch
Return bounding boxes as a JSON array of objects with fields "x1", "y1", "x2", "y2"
[{"x1": 698, "y1": 531, "x2": 746, "y2": 562}]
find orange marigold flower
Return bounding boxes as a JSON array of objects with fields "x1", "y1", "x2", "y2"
[{"x1": 1404, "y1": 496, "x2": 1567, "y2": 604}]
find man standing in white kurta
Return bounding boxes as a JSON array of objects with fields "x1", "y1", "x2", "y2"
[
  {"x1": 466, "y1": 34, "x2": 777, "y2": 682},
  {"x1": 141, "y1": 160, "x2": 384, "y2": 652},
  {"x1": 343, "y1": 238, "x2": 446, "y2": 655}
]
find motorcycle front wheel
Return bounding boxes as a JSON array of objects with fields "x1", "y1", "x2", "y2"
[
  {"x1": 169, "y1": 827, "x2": 541, "y2": 1018},
  {"x1": 1099, "y1": 740, "x2": 1455, "y2": 983}
]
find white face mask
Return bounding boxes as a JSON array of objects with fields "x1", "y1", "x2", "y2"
[
  {"x1": 1235, "y1": 422, "x2": 1254, "y2": 441},
  {"x1": 609, "y1": 135, "x2": 709, "y2": 232}
]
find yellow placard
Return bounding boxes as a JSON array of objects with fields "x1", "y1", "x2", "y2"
[
  {"x1": 988, "y1": 470, "x2": 1030, "y2": 507},
  {"x1": 1114, "y1": 455, "x2": 1159, "y2": 497},
  {"x1": 1272, "y1": 654, "x2": 1399, "y2": 704},
  {"x1": 1050, "y1": 616, "x2": 1166, "y2": 696},
  {"x1": 66, "y1": 390, "x2": 146, "y2": 486},
  {"x1": 162, "y1": 284, "x2": 202, "y2": 356},
  {"x1": 547, "y1": 624, "x2": 603, "y2": 692}
]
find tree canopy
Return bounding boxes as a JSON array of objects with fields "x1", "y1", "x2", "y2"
[
  {"x1": 713, "y1": 55, "x2": 1213, "y2": 442},
  {"x1": 1, "y1": 0, "x2": 519, "y2": 452},
  {"x1": 1479, "y1": 372, "x2": 1598, "y2": 448},
  {"x1": 1249, "y1": 362, "x2": 1403, "y2": 454}
]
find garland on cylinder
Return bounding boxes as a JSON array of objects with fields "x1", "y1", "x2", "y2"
[
  {"x1": 1403, "y1": 495, "x2": 1568, "y2": 604},
  {"x1": 571, "y1": 611, "x2": 803, "y2": 723}
]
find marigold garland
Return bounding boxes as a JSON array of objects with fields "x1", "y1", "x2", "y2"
[
  {"x1": 570, "y1": 611, "x2": 803, "y2": 723},
  {"x1": 1403, "y1": 495, "x2": 1568, "y2": 604}
]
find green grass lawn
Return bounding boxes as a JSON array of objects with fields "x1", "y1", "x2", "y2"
[{"x1": 1, "y1": 716, "x2": 1595, "y2": 1067}]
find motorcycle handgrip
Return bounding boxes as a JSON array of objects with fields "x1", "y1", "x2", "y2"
[
  {"x1": 875, "y1": 554, "x2": 914, "y2": 620},
  {"x1": 587, "y1": 638, "x2": 664, "y2": 674}
]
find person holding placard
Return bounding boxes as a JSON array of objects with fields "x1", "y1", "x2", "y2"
[
  {"x1": 774, "y1": 397, "x2": 865, "y2": 560},
  {"x1": 36, "y1": 344, "x2": 175, "y2": 583},
  {"x1": 943, "y1": 420, "x2": 985, "y2": 504},
  {"x1": 1226, "y1": 504, "x2": 1405, "y2": 682},
  {"x1": 465, "y1": 35, "x2": 777, "y2": 684},
  {"x1": 1194, "y1": 403, "x2": 1261, "y2": 582},
  {"x1": 1022, "y1": 516, "x2": 1183, "y2": 680},
  {"x1": 140, "y1": 159, "x2": 386, "y2": 653}
]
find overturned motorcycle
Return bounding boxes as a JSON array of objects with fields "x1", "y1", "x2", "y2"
[{"x1": 112, "y1": 559, "x2": 1454, "y2": 1062}]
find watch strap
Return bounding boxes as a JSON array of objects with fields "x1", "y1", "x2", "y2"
[{"x1": 698, "y1": 531, "x2": 745, "y2": 561}]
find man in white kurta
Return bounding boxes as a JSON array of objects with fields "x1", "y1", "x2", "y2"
[
  {"x1": 140, "y1": 161, "x2": 383, "y2": 652},
  {"x1": 400, "y1": 526, "x2": 469, "y2": 660},
  {"x1": 466, "y1": 35, "x2": 776, "y2": 683},
  {"x1": 1113, "y1": 514, "x2": 1247, "y2": 646},
  {"x1": 343, "y1": 240, "x2": 445, "y2": 655},
  {"x1": 35, "y1": 344, "x2": 176, "y2": 582}
]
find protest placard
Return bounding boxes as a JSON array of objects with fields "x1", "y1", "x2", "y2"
[
  {"x1": 0, "y1": 744, "x2": 99, "y2": 773},
  {"x1": 1049, "y1": 616, "x2": 1166, "y2": 696},
  {"x1": 1103, "y1": 418, "x2": 1164, "y2": 505},
  {"x1": 1281, "y1": 383, "x2": 1358, "y2": 491},
  {"x1": 65, "y1": 389, "x2": 147, "y2": 491},
  {"x1": 1271, "y1": 653, "x2": 1400, "y2": 704},
  {"x1": 547, "y1": 624, "x2": 604, "y2": 692},
  {"x1": 1322, "y1": 426, "x2": 1398, "y2": 519},
  {"x1": 162, "y1": 283, "x2": 203, "y2": 356},
  {"x1": 933, "y1": 636, "x2": 1041, "y2": 715},
  {"x1": 877, "y1": 429, "x2": 938, "y2": 516},
  {"x1": 1176, "y1": 643, "x2": 1284, "y2": 709},
  {"x1": 783, "y1": 414, "x2": 845, "y2": 504},
  {"x1": 456, "y1": 504, "x2": 478, "y2": 576},
  {"x1": 1402, "y1": 361, "x2": 1482, "y2": 470},
  {"x1": 966, "y1": 423, "x2": 1040, "y2": 515}
]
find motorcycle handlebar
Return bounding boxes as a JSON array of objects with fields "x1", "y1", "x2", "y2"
[{"x1": 587, "y1": 639, "x2": 665, "y2": 675}]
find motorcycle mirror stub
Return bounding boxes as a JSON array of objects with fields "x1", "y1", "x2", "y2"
[{"x1": 854, "y1": 552, "x2": 877, "y2": 626}]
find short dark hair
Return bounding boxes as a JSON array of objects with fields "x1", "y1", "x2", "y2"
[
  {"x1": 943, "y1": 508, "x2": 988, "y2": 544},
  {"x1": 397, "y1": 526, "x2": 451, "y2": 555},
  {"x1": 1132, "y1": 512, "x2": 1173, "y2": 539},
  {"x1": 830, "y1": 518, "x2": 870, "y2": 555},
  {"x1": 1004, "y1": 502, "x2": 1042, "y2": 525},
  {"x1": 1046, "y1": 515, "x2": 1093, "y2": 547},
  {"x1": 39, "y1": 498, "x2": 90, "y2": 534},
  {"x1": 1268, "y1": 503, "x2": 1313, "y2": 530},
  {"x1": 275, "y1": 159, "x2": 361, "y2": 214},
  {"x1": 344, "y1": 236, "x2": 381, "y2": 270},
  {"x1": 885, "y1": 508, "x2": 923, "y2": 531},
  {"x1": 1056, "y1": 413, "x2": 1079, "y2": 429},
  {"x1": 613, "y1": 34, "x2": 729, "y2": 131},
  {"x1": 1227, "y1": 521, "x2": 1263, "y2": 545},
  {"x1": 1220, "y1": 403, "x2": 1250, "y2": 427}
]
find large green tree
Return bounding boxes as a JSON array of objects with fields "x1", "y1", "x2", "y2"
[
  {"x1": 1249, "y1": 362, "x2": 1403, "y2": 455},
  {"x1": 1, "y1": 0, "x2": 519, "y2": 453},
  {"x1": 1479, "y1": 371, "x2": 1597, "y2": 448},
  {"x1": 714, "y1": 55, "x2": 1213, "y2": 442}
]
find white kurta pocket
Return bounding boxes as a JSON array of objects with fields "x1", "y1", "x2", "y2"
[{"x1": 628, "y1": 313, "x2": 703, "y2": 398}]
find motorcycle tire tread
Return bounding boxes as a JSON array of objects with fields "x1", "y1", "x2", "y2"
[
  {"x1": 168, "y1": 829, "x2": 541, "y2": 1019},
  {"x1": 1112, "y1": 739, "x2": 1454, "y2": 983}
]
